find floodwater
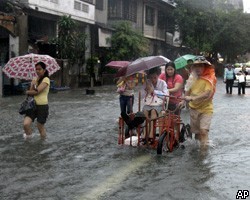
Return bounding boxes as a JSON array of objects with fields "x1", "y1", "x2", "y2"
[{"x1": 1, "y1": 78, "x2": 250, "y2": 200}]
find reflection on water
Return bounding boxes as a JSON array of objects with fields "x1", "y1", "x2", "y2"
[{"x1": 1, "y1": 82, "x2": 250, "y2": 200}]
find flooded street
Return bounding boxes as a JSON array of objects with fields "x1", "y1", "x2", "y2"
[{"x1": 1, "y1": 78, "x2": 250, "y2": 200}]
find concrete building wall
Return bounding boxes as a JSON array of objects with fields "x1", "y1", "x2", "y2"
[
  {"x1": 17, "y1": 15, "x2": 28, "y2": 56},
  {"x1": 94, "y1": 0, "x2": 176, "y2": 58},
  {"x1": 20, "y1": 0, "x2": 95, "y2": 24},
  {"x1": 95, "y1": 0, "x2": 108, "y2": 24},
  {"x1": 85, "y1": 24, "x2": 91, "y2": 64},
  {"x1": 9, "y1": 35, "x2": 19, "y2": 58},
  {"x1": 142, "y1": 2, "x2": 174, "y2": 42},
  {"x1": 136, "y1": 1, "x2": 144, "y2": 32}
]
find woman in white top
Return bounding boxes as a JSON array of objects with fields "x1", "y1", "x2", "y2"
[{"x1": 141, "y1": 67, "x2": 169, "y2": 139}]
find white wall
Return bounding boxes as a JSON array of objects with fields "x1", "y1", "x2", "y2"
[
  {"x1": 243, "y1": 0, "x2": 250, "y2": 13},
  {"x1": 26, "y1": 0, "x2": 95, "y2": 24},
  {"x1": 9, "y1": 35, "x2": 19, "y2": 57}
]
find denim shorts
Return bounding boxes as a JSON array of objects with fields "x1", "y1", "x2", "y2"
[{"x1": 26, "y1": 104, "x2": 49, "y2": 124}]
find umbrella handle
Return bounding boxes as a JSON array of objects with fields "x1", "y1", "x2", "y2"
[{"x1": 29, "y1": 54, "x2": 34, "y2": 80}]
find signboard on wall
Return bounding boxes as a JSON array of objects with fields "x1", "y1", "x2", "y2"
[
  {"x1": 98, "y1": 28, "x2": 111, "y2": 47},
  {"x1": 173, "y1": 31, "x2": 182, "y2": 47},
  {"x1": 165, "y1": 32, "x2": 173, "y2": 45}
]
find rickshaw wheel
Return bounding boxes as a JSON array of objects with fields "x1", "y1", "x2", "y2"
[
  {"x1": 168, "y1": 131, "x2": 175, "y2": 152},
  {"x1": 157, "y1": 131, "x2": 174, "y2": 154},
  {"x1": 157, "y1": 131, "x2": 167, "y2": 154}
]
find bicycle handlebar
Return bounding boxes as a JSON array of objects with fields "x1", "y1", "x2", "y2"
[{"x1": 156, "y1": 94, "x2": 185, "y2": 101}]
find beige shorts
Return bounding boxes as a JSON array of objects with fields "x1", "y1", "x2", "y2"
[{"x1": 189, "y1": 108, "x2": 212, "y2": 134}]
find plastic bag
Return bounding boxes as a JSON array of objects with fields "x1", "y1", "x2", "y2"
[{"x1": 238, "y1": 75, "x2": 245, "y2": 83}]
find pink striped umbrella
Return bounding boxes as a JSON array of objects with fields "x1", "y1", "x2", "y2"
[{"x1": 2, "y1": 53, "x2": 61, "y2": 80}]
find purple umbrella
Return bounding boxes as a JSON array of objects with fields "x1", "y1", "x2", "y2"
[{"x1": 115, "y1": 55, "x2": 170, "y2": 77}]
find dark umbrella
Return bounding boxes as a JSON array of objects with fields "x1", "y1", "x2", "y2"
[{"x1": 115, "y1": 55, "x2": 170, "y2": 78}]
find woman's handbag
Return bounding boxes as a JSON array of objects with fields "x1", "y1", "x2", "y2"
[{"x1": 19, "y1": 96, "x2": 36, "y2": 115}]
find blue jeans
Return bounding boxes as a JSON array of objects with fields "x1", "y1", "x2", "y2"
[{"x1": 119, "y1": 95, "x2": 134, "y2": 114}]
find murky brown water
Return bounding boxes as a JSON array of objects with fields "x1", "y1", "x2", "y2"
[{"x1": 1, "y1": 79, "x2": 250, "y2": 200}]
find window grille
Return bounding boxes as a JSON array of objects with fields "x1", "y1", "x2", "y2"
[
  {"x1": 96, "y1": 0, "x2": 104, "y2": 10},
  {"x1": 123, "y1": 0, "x2": 137, "y2": 22},
  {"x1": 158, "y1": 11, "x2": 165, "y2": 29},
  {"x1": 108, "y1": 0, "x2": 136, "y2": 22},
  {"x1": 79, "y1": 0, "x2": 93, "y2": 4},
  {"x1": 74, "y1": 1, "x2": 89, "y2": 13},
  {"x1": 81, "y1": 3, "x2": 89, "y2": 12},
  {"x1": 108, "y1": 0, "x2": 122, "y2": 19},
  {"x1": 145, "y1": 6, "x2": 155, "y2": 26},
  {"x1": 43, "y1": 0, "x2": 58, "y2": 3},
  {"x1": 74, "y1": 1, "x2": 81, "y2": 10}
]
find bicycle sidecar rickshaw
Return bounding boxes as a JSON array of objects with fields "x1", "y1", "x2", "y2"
[
  {"x1": 113, "y1": 55, "x2": 192, "y2": 154},
  {"x1": 118, "y1": 93, "x2": 192, "y2": 155}
]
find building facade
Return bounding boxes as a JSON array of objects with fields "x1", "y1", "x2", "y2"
[
  {"x1": 1, "y1": 1, "x2": 182, "y2": 92},
  {"x1": 95, "y1": 0, "x2": 180, "y2": 60},
  {"x1": 1, "y1": 0, "x2": 181, "y2": 94},
  {"x1": 0, "y1": 0, "x2": 96, "y2": 95},
  {"x1": 93, "y1": 0, "x2": 181, "y2": 84}
]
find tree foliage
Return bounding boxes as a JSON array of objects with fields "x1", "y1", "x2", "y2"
[
  {"x1": 174, "y1": 0, "x2": 250, "y2": 62},
  {"x1": 56, "y1": 15, "x2": 87, "y2": 65},
  {"x1": 213, "y1": 11, "x2": 250, "y2": 62},
  {"x1": 107, "y1": 21, "x2": 149, "y2": 61}
]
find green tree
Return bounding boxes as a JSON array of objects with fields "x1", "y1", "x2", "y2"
[
  {"x1": 174, "y1": 0, "x2": 217, "y2": 53},
  {"x1": 53, "y1": 15, "x2": 87, "y2": 86},
  {"x1": 107, "y1": 21, "x2": 149, "y2": 61},
  {"x1": 57, "y1": 15, "x2": 76, "y2": 60},
  {"x1": 174, "y1": 0, "x2": 250, "y2": 62},
  {"x1": 0, "y1": 0, "x2": 16, "y2": 13},
  {"x1": 56, "y1": 15, "x2": 87, "y2": 64},
  {"x1": 213, "y1": 10, "x2": 250, "y2": 62}
]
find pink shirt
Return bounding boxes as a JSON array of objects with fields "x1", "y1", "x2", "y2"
[{"x1": 159, "y1": 73, "x2": 183, "y2": 104}]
